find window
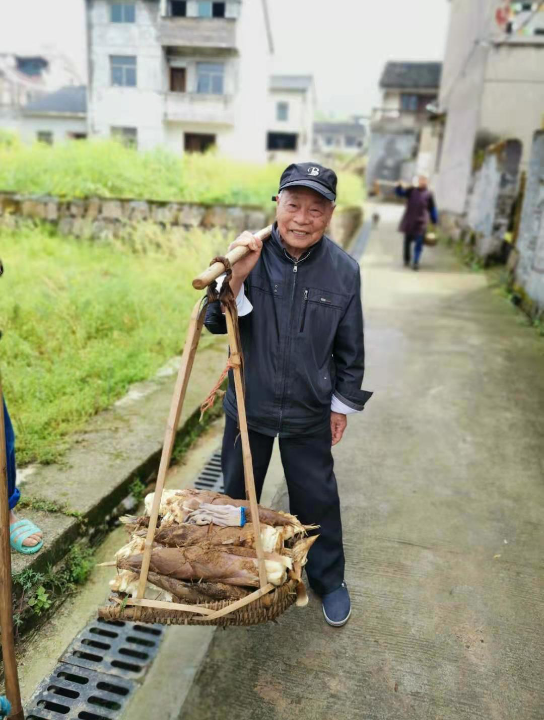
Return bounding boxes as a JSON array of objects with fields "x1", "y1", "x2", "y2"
[
  {"x1": 196, "y1": 62, "x2": 224, "y2": 94},
  {"x1": 197, "y1": 1, "x2": 225, "y2": 17},
  {"x1": 345, "y1": 136, "x2": 358, "y2": 148},
  {"x1": 198, "y1": 1, "x2": 212, "y2": 17},
  {"x1": 324, "y1": 136, "x2": 334, "y2": 146},
  {"x1": 267, "y1": 132, "x2": 298, "y2": 151},
  {"x1": 110, "y1": 3, "x2": 135, "y2": 22},
  {"x1": 400, "y1": 94, "x2": 418, "y2": 112},
  {"x1": 37, "y1": 131, "x2": 53, "y2": 145},
  {"x1": 276, "y1": 102, "x2": 289, "y2": 122},
  {"x1": 184, "y1": 133, "x2": 216, "y2": 153},
  {"x1": 170, "y1": 67, "x2": 187, "y2": 92},
  {"x1": 110, "y1": 56, "x2": 137, "y2": 87},
  {"x1": 170, "y1": 1, "x2": 187, "y2": 17},
  {"x1": 111, "y1": 126, "x2": 138, "y2": 147},
  {"x1": 67, "y1": 132, "x2": 87, "y2": 140}
]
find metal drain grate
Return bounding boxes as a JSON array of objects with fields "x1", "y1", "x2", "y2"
[
  {"x1": 26, "y1": 662, "x2": 135, "y2": 720},
  {"x1": 194, "y1": 450, "x2": 224, "y2": 492},
  {"x1": 60, "y1": 618, "x2": 163, "y2": 681},
  {"x1": 26, "y1": 619, "x2": 164, "y2": 719}
]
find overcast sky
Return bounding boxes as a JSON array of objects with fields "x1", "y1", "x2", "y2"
[{"x1": 0, "y1": 0, "x2": 450, "y2": 117}]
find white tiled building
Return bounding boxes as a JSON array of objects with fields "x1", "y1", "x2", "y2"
[
  {"x1": 267, "y1": 75, "x2": 315, "y2": 162},
  {"x1": 86, "y1": 0, "x2": 274, "y2": 161}
]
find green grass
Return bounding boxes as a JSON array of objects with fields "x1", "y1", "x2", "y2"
[
  {"x1": 0, "y1": 138, "x2": 364, "y2": 208},
  {"x1": 0, "y1": 222, "x2": 227, "y2": 465}
]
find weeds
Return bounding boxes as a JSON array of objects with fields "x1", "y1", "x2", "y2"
[
  {"x1": 0, "y1": 224, "x2": 225, "y2": 465},
  {"x1": 17, "y1": 496, "x2": 83, "y2": 519},
  {"x1": 129, "y1": 478, "x2": 147, "y2": 504},
  {"x1": 12, "y1": 543, "x2": 96, "y2": 632},
  {"x1": 0, "y1": 139, "x2": 363, "y2": 208}
]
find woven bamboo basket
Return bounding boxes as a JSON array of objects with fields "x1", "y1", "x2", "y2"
[
  {"x1": 98, "y1": 578, "x2": 298, "y2": 627},
  {"x1": 98, "y1": 227, "x2": 311, "y2": 628}
]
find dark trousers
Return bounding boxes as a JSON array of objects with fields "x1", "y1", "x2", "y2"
[
  {"x1": 221, "y1": 414, "x2": 345, "y2": 596},
  {"x1": 3, "y1": 400, "x2": 19, "y2": 511},
  {"x1": 404, "y1": 234, "x2": 424, "y2": 265}
]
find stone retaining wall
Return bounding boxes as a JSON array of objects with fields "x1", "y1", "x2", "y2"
[
  {"x1": 0, "y1": 192, "x2": 362, "y2": 248},
  {"x1": 515, "y1": 131, "x2": 544, "y2": 312},
  {"x1": 466, "y1": 139, "x2": 522, "y2": 259}
]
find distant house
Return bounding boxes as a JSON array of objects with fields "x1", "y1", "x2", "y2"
[
  {"x1": 20, "y1": 86, "x2": 87, "y2": 144},
  {"x1": 86, "y1": 0, "x2": 274, "y2": 161},
  {"x1": 366, "y1": 61, "x2": 442, "y2": 190},
  {"x1": 0, "y1": 53, "x2": 82, "y2": 133},
  {"x1": 267, "y1": 75, "x2": 315, "y2": 161},
  {"x1": 0, "y1": 54, "x2": 50, "y2": 129},
  {"x1": 313, "y1": 120, "x2": 366, "y2": 156}
]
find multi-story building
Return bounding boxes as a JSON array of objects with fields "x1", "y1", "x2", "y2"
[
  {"x1": 0, "y1": 53, "x2": 82, "y2": 131},
  {"x1": 435, "y1": 0, "x2": 544, "y2": 216},
  {"x1": 266, "y1": 75, "x2": 314, "y2": 162},
  {"x1": 366, "y1": 61, "x2": 442, "y2": 190},
  {"x1": 86, "y1": 0, "x2": 274, "y2": 161},
  {"x1": 313, "y1": 119, "x2": 367, "y2": 157},
  {"x1": 0, "y1": 55, "x2": 52, "y2": 130}
]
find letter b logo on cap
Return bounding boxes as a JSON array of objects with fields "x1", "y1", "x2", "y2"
[{"x1": 307, "y1": 166, "x2": 320, "y2": 176}]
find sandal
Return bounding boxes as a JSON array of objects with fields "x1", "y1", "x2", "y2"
[{"x1": 10, "y1": 519, "x2": 44, "y2": 554}]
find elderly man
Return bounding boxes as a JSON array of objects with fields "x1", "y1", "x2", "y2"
[
  {"x1": 205, "y1": 162, "x2": 371, "y2": 626},
  {"x1": 395, "y1": 174, "x2": 438, "y2": 270}
]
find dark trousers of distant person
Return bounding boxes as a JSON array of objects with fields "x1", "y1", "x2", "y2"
[
  {"x1": 404, "y1": 233, "x2": 424, "y2": 266},
  {"x1": 221, "y1": 415, "x2": 344, "y2": 596}
]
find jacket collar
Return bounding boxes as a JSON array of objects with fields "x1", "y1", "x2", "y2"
[{"x1": 270, "y1": 222, "x2": 325, "y2": 264}]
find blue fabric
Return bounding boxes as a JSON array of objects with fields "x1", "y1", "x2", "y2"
[
  {"x1": 413, "y1": 235, "x2": 425, "y2": 265},
  {"x1": 430, "y1": 205, "x2": 438, "y2": 225},
  {"x1": 395, "y1": 185, "x2": 409, "y2": 198},
  {"x1": 0, "y1": 696, "x2": 12, "y2": 719},
  {"x1": 3, "y1": 400, "x2": 20, "y2": 511}
]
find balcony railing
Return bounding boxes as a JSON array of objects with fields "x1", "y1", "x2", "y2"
[
  {"x1": 370, "y1": 107, "x2": 430, "y2": 129},
  {"x1": 158, "y1": 17, "x2": 237, "y2": 50},
  {"x1": 165, "y1": 92, "x2": 235, "y2": 126}
]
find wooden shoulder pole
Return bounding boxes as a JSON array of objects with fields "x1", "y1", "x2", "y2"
[
  {"x1": 136, "y1": 299, "x2": 207, "y2": 601},
  {"x1": 0, "y1": 377, "x2": 24, "y2": 720},
  {"x1": 192, "y1": 225, "x2": 273, "y2": 290},
  {"x1": 224, "y1": 307, "x2": 268, "y2": 589}
]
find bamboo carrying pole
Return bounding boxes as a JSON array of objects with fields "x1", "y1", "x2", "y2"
[
  {"x1": 192, "y1": 225, "x2": 273, "y2": 290},
  {"x1": 135, "y1": 299, "x2": 207, "y2": 601},
  {"x1": 0, "y1": 378, "x2": 24, "y2": 720},
  {"x1": 224, "y1": 306, "x2": 268, "y2": 589},
  {"x1": 133, "y1": 228, "x2": 274, "y2": 611}
]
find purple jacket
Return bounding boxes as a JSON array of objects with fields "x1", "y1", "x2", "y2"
[{"x1": 396, "y1": 186, "x2": 438, "y2": 236}]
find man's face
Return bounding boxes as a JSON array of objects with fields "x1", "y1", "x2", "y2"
[
  {"x1": 418, "y1": 175, "x2": 429, "y2": 190},
  {"x1": 276, "y1": 187, "x2": 335, "y2": 251}
]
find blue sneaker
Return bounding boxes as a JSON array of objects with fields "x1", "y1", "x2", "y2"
[{"x1": 322, "y1": 582, "x2": 351, "y2": 627}]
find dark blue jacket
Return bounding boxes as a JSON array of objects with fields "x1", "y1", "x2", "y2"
[{"x1": 205, "y1": 224, "x2": 372, "y2": 437}]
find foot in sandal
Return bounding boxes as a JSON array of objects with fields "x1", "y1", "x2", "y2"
[{"x1": 9, "y1": 510, "x2": 43, "y2": 554}]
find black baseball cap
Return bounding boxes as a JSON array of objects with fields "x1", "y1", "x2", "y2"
[{"x1": 276, "y1": 162, "x2": 337, "y2": 202}]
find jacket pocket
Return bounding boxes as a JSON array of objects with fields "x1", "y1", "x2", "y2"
[{"x1": 307, "y1": 288, "x2": 345, "y2": 310}]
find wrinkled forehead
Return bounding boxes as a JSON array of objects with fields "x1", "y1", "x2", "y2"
[{"x1": 281, "y1": 186, "x2": 330, "y2": 206}]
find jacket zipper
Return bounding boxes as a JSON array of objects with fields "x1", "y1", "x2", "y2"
[
  {"x1": 300, "y1": 289, "x2": 309, "y2": 332},
  {"x1": 278, "y1": 252, "x2": 310, "y2": 430}
]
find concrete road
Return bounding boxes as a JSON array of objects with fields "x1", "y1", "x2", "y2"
[{"x1": 179, "y1": 205, "x2": 544, "y2": 720}]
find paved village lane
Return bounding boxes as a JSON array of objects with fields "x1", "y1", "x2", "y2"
[{"x1": 179, "y1": 205, "x2": 544, "y2": 720}]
